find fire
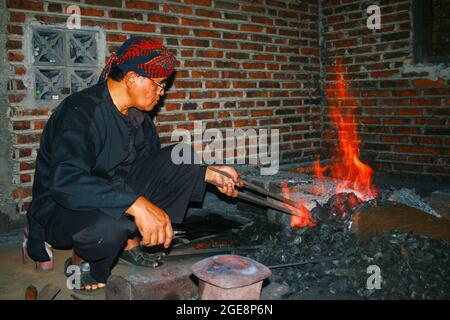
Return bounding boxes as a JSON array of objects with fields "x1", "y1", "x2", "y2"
[
  {"x1": 317, "y1": 60, "x2": 377, "y2": 201},
  {"x1": 311, "y1": 156, "x2": 329, "y2": 196},
  {"x1": 280, "y1": 60, "x2": 377, "y2": 228},
  {"x1": 313, "y1": 156, "x2": 327, "y2": 178},
  {"x1": 280, "y1": 182, "x2": 316, "y2": 228}
]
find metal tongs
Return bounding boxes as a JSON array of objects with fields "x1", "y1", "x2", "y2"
[{"x1": 208, "y1": 167, "x2": 308, "y2": 216}]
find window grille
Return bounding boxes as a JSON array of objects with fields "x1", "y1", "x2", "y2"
[{"x1": 32, "y1": 27, "x2": 101, "y2": 101}]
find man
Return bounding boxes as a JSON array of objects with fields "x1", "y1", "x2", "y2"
[{"x1": 26, "y1": 37, "x2": 241, "y2": 293}]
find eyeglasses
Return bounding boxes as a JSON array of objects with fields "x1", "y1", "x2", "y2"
[{"x1": 150, "y1": 79, "x2": 166, "y2": 92}]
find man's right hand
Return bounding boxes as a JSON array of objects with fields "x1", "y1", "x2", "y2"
[{"x1": 125, "y1": 196, "x2": 173, "y2": 248}]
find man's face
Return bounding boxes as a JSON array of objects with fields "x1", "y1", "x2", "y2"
[{"x1": 128, "y1": 75, "x2": 166, "y2": 112}]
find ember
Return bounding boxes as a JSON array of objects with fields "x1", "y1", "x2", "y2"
[{"x1": 280, "y1": 182, "x2": 316, "y2": 228}]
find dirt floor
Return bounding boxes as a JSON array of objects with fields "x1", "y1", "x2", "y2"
[
  {"x1": 0, "y1": 240, "x2": 106, "y2": 300},
  {"x1": 0, "y1": 236, "x2": 212, "y2": 300},
  {"x1": 0, "y1": 220, "x2": 248, "y2": 300},
  {"x1": 0, "y1": 205, "x2": 250, "y2": 301}
]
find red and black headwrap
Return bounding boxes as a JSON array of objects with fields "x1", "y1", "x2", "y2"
[{"x1": 99, "y1": 37, "x2": 176, "y2": 82}]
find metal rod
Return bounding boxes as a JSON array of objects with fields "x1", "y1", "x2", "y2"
[
  {"x1": 173, "y1": 245, "x2": 262, "y2": 256},
  {"x1": 268, "y1": 256, "x2": 339, "y2": 269},
  {"x1": 173, "y1": 230, "x2": 186, "y2": 239},
  {"x1": 208, "y1": 167, "x2": 307, "y2": 213},
  {"x1": 263, "y1": 190, "x2": 309, "y2": 213},
  {"x1": 268, "y1": 250, "x2": 356, "y2": 270},
  {"x1": 237, "y1": 191, "x2": 296, "y2": 216},
  {"x1": 207, "y1": 178, "x2": 296, "y2": 216},
  {"x1": 161, "y1": 245, "x2": 263, "y2": 259}
]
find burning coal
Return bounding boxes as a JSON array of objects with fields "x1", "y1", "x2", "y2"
[{"x1": 280, "y1": 182, "x2": 316, "y2": 228}]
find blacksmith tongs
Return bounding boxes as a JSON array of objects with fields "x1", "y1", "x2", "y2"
[{"x1": 208, "y1": 167, "x2": 309, "y2": 216}]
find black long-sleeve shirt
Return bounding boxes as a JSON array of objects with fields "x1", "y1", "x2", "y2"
[{"x1": 27, "y1": 82, "x2": 160, "y2": 261}]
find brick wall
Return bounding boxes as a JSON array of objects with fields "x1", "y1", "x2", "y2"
[
  {"x1": 321, "y1": 0, "x2": 450, "y2": 177},
  {"x1": 5, "y1": 0, "x2": 321, "y2": 215},
  {"x1": 5, "y1": 0, "x2": 449, "y2": 219}
]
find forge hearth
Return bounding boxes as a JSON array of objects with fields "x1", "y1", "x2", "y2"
[
  {"x1": 106, "y1": 166, "x2": 450, "y2": 300},
  {"x1": 229, "y1": 165, "x2": 450, "y2": 299}
]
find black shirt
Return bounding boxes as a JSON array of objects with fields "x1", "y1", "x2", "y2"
[{"x1": 27, "y1": 82, "x2": 160, "y2": 261}]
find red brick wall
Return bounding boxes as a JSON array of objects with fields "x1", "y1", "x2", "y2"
[
  {"x1": 321, "y1": 0, "x2": 450, "y2": 177},
  {"x1": 5, "y1": 0, "x2": 321, "y2": 214}
]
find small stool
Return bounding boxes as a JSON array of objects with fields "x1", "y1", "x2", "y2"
[{"x1": 191, "y1": 255, "x2": 271, "y2": 300}]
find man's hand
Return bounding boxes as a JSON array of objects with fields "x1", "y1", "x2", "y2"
[
  {"x1": 125, "y1": 196, "x2": 173, "y2": 248},
  {"x1": 205, "y1": 165, "x2": 243, "y2": 197}
]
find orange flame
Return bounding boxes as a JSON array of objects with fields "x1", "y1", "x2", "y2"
[
  {"x1": 280, "y1": 182, "x2": 316, "y2": 228},
  {"x1": 280, "y1": 60, "x2": 376, "y2": 229},
  {"x1": 319, "y1": 60, "x2": 377, "y2": 200},
  {"x1": 313, "y1": 156, "x2": 327, "y2": 178},
  {"x1": 311, "y1": 156, "x2": 328, "y2": 196}
]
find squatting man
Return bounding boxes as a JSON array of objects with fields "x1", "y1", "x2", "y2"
[{"x1": 26, "y1": 37, "x2": 243, "y2": 294}]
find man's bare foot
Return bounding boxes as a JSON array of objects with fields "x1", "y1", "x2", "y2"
[
  {"x1": 84, "y1": 283, "x2": 106, "y2": 291},
  {"x1": 70, "y1": 251, "x2": 105, "y2": 291}
]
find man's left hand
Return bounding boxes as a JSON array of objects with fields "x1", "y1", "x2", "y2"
[{"x1": 205, "y1": 165, "x2": 243, "y2": 197}]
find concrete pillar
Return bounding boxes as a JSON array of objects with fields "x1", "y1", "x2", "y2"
[{"x1": 0, "y1": 0, "x2": 17, "y2": 227}]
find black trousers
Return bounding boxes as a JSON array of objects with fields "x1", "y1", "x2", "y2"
[{"x1": 44, "y1": 144, "x2": 207, "y2": 283}]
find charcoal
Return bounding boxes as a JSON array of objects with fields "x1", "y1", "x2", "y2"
[
  {"x1": 327, "y1": 192, "x2": 360, "y2": 218},
  {"x1": 311, "y1": 205, "x2": 329, "y2": 223},
  {"x1": 206, "y1": 173, "x2": 450, "y2": 300},
  {"x1": 232, "y1": 195, "x2": 450, "y2": 300}
]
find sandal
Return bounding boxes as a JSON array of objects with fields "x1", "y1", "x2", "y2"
[
  {"x1": 119, "y1": 246, "x2": 162, "y2": 268},
  {"x1": 64, "y1": 258, "x2": 105, "y2": 296},
  {"x1": 64, "y1": 257, "x2": 91, "y2": 278}
]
